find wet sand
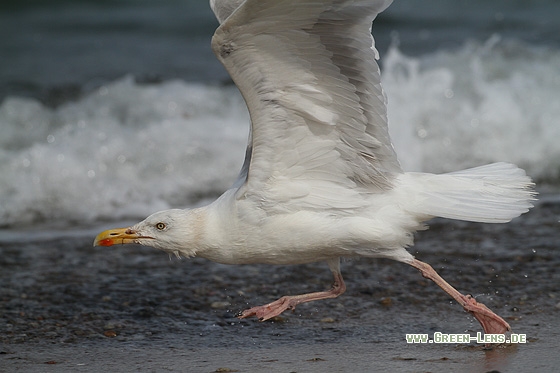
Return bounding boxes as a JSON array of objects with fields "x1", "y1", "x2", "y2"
[{"x1": 1, "y1": 194, "x2": 559, "y2": 372}]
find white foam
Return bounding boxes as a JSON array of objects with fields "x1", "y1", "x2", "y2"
[
  {"x1": 383, "y1": 36, "x2": 560, "y2": 179},
  {"x1": 1, "y1": 38, "x2": 558, "y2": 226},
  {"x1": 0, "y1": 77, "x2": 249, "y2": 226}
]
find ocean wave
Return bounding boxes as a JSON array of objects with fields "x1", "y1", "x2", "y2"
[
  {"x1": 1, "y1": 39, "x2": 558, "y2": 226},
  {"x1": 383, "y1": 36, "x2": 560, "y2": 180},
  {"x1": 0, "y1": 78, "x2": 249, "y2": 226}
]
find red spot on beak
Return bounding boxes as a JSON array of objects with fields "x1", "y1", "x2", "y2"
[{"x1": 98, "y1": 238, "x2": 115, "y2": 247}]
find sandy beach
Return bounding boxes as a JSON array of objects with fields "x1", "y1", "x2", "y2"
[{"x1": 1, "y1": 194, "x2": 558, "y2": 372}]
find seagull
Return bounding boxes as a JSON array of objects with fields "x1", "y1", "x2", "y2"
[{"x1": 94, "y1": 0, "x2": 535, "y2": 337}]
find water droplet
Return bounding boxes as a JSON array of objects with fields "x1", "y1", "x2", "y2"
[
  {"x1": 47, "y1": 134, "x2": 55, "y2": 143},
  {"x1": 87, "y1": 170, "x2": 96, "y2": 178}
]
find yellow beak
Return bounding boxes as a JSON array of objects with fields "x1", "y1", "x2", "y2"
[{"x1": 93, "y1": 227, "x2": 142, "y2": 247}]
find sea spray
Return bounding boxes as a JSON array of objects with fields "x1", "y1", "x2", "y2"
[
  {"x1": 383, "y1": 37, "x2": 560, "y2": 177},
  {"x1": 1, "y1": 40, "x2": 559, "y2": 226}
]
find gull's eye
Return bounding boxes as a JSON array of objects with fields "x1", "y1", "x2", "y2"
[{"x1": 155, "y1": 222, "x2": 166, "y2": 230}]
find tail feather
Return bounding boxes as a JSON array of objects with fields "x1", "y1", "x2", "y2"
[{"x1": 401, "y1": 162, "x2": 536, "y2": 223}]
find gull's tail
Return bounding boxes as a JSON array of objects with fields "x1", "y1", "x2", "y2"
[{"x1": 400, "y1": 162, "x2": 536, "y2": 223}]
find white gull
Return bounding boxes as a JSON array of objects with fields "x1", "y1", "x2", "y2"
[{"x1": 94, "y1": 0, "x2": 535, "y2": 337}]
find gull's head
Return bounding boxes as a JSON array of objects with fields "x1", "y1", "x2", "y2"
[{"x1": 93, "y1": 209, "x2": 200, "y2": 256}]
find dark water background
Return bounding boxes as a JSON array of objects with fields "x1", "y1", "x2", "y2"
[{"x1": 2, "y1": 0, "x2": 560, "y2": 104}]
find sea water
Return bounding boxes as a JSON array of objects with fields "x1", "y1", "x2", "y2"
[{"x1": 1, "y1": 0, "x2": 559, "y2": 227}]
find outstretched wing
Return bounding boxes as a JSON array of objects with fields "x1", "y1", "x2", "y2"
[
  {"x1": 211, "y1": 0, "x2": 401, "y2": 213},
  {"x1": 210, "y1": 0, "x2": 245, "y2": 24}
]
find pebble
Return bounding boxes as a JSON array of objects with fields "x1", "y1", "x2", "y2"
[
  {"x1": 104, "y1": 330, "x2": 117, "y2": 338},
  {"x1": 380, "y1": 297, "x2": 392, "y2": 306}
]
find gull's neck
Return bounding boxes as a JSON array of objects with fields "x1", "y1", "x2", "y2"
[{"x1": 185, "y1": 189, "x2": 238, "y2": 262}]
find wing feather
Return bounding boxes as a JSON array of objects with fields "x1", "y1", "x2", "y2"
[{"x1": 211, "y1": 0, "x2": 401, "y2": 213}]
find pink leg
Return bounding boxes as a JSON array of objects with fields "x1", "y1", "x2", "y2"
[
  {"x1": 239, "y1": 259, "x2": 346, "y2": 321},
  {"x1": 409, "y1": 258, "x2": 511, "y2": 335}
]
